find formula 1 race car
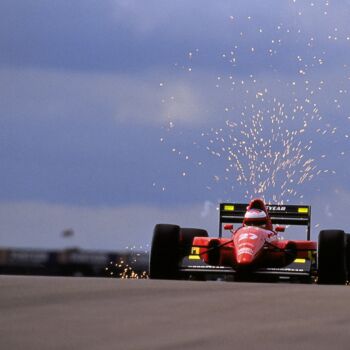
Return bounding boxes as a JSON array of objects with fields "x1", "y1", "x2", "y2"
[{"x1": 149, "y1": 198, "x2": 350, "y2": 284}]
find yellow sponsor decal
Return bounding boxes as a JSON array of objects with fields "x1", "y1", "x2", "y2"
[
  {"x1": 294, "y1": 258, "x2": 306, "y2": 264},
  {"x1": 224, "y1": 205, "x2": 235, "y2": 211},
  {"x1": 298, "y1": 207, "x2": 309, "y2": 214},
  {"x1": 189, "y1": 247, "x2": 201, "y2": 260}
]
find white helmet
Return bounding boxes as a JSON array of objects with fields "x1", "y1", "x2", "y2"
[{"x1": 243, "y1": 209, "x2": 267, "y2": 227}]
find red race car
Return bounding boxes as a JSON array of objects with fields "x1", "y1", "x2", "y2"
[{"x1": 149, "y1": 198, "x2": 350, "y2": 284}]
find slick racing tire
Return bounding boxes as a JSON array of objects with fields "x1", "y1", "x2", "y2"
[
  {"x1": 179, "y1": 228, "x2": 208, "y2": 257},
  {"x1": 149, "y1": 224, "x2": 181, "y2": 279},
  {"x1": 318, "y1": 230, "x2": 347, "y2": 285},
  {"x1": 346, "y1": 233, "x2": 350, "y2": 281}
]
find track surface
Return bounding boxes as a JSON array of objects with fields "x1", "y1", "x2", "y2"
[{"x1": 1, "y1": 275, "x2": 349, "y2": 350}]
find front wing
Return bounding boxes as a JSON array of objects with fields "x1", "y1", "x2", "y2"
[{"x1": 179, "y1": 255, "x2": 316, "y2": 282}]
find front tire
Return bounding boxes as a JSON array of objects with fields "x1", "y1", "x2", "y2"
[
  {"x1": 346, "y1": 233, "x2": 350, "y2": 282},
  {"x1": 149, "y1": 224, "x2": 181, "y2": 279},
  {"x1": 318, "y1": 230, "x2": 347, "y2": 285}
]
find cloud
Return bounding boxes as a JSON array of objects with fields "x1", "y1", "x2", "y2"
[
  {"x1": 3, "y1": 61, "x2": 349, "y2": 128},
  {"x1": 1, "y1": 64, "x2": 349, "y2": 208},
  {"x1": 310, "y1": 187, "x2": 350, "y2": 236},
  {"x1": 1, "y1": 0, "x2": 350, "y2": 252},
  {"x1": 0, "y1": 67, "x2": 214, "y2": 125},
  {"x1": 1, "y1": 189, "x2": 349, "y2": 251},
  {"x1": 2, "y1": 1, "x2": 349, "y2": 75},
  {"x1": 0, "y1": 200, "x2": 218, "y2": 250}
]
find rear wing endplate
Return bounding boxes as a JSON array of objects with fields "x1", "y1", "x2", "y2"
[{"x1": 219, "y1": 203, "x2": 311, "y2": 240}]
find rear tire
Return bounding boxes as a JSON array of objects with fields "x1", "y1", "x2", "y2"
[
  {"x1": 318, "y1": 230, "x2": 347, "y2": 285},
  {"x1": 346, "y1": 233, "x2": 350, "y2": 282},
  {"x1": 179, "y1": 228, "x2": 208, "y2": 257},
  {"x1": 149, "y1": 224, "x2": 181, "y2": 279}
]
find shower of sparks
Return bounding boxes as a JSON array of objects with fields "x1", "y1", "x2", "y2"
[
  {"x1": 159, "y1": 81, "x2": 341, "y2": 204},
  {"x1": 157, "y1": 1, "x2": 350, "y2": 207},
  {"x1": 191, "y1": 97, "x2": 326, "y2": 203},
  {"x1": 105, "y1": 245, "x2": 149, "y2": 279}
]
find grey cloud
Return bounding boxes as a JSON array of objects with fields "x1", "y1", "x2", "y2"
[
  {"x1": 1, "y1": 62, "x2": 349, "y2": 207},
  {"x1": 0, "y1": 68, "x2": 223, "y2": 205},
  {"x1": 1, "y1": 1, "x2": 350, "y2": 250},
  {"x1": 0, "y1": 201, "x2": 219, "y2": 250},
  {"x1": 1, "y1": 1, "x2": 348, "y2": 76},
  {"x1": 1, "y1": 186, "x2": 349, "y2": 251},
  {"x1": 0, "y1": 67, "x2": 224, "y2": 126}
]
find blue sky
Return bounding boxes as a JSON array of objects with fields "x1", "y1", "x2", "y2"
[{"x1": 1, "y1": 1, "x2": 350, "y2": 249}]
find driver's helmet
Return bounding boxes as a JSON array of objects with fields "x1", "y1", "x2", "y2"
[{"x1": 243, "y1": 209, "x2": 267, "y2": 228}]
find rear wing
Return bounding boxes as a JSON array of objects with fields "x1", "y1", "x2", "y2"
[{"x1": 219, "y1": 203, "x2": 311, "y2": 240}]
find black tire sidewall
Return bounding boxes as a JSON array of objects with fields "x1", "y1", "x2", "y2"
[
  {"x1": 346, "y1": 233, "x2": 350, "y2": 281},
  {"x1": 318, "y1": 229, "x2": 346, "y2": 284},
  {"x1": 149, "y1": 224, "x2": 180, "y2": 279}
]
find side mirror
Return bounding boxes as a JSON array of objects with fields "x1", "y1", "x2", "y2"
[
  {"x1": 224, "y1": 224, "x2": 234, "y2": 231},
  {"x1": 275, "y1": 226, "x2": 285, "y2": 232}
]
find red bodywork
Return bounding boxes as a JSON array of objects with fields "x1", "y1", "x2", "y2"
[{"x1": 192, "y1": 198, "x2": 316, "y2": 270}]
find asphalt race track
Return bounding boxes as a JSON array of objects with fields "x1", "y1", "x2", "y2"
[{"x1": 1, "y1": 275, "x2": 349, "y2": 350}]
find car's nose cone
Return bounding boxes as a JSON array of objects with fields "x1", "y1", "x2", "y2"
[
  {"x1": 234, "y1": 227, "x2": 267, "y2": 266},
  {"x1": 236, "y1": 251, "x2": 254, "y2": 265}
]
